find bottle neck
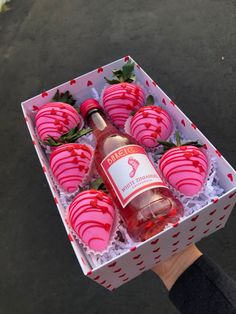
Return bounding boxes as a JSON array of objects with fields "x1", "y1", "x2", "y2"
[{"x1": 86, "y1": 110, "x2": 114, "y2": 133}]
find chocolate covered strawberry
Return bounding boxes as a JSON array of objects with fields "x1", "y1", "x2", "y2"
[
  {"x1": 158, "y1": 133, "x2": 208, "y2": 196},
  {"x1": 68, "y1": 189, "x2": 116, "y2": 252},
  {"x1": 35, "y1": 90, "x2": 83, "y2": 142},
  {"x1": 129, "y1": 96, "x2": 173, "y2": 148},
  {"x1": 50, "y1": 143, "x2": 93, "y2": 193},
  {"x1": 103, "y1": 61, "x2": 145, "y2": 128}
]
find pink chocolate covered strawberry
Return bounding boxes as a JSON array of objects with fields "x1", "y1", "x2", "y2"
[
  {"x1": 68, "y1": 189, "x2": 116, "y2": 252},
  {"x1": 50, "y1": 143, "x2": 93, "y2": 193},
  {"x1": 103, "y1": 62, "x2": 145, "y2": 128},
  {"x1": 130, "y1": 96, "x2": 173, "y2": 148},
  {"x1": 35, "y1": 90, "x2": 83, "y2": 142},
  {"x1": 159, "y1": 133, "x2": 208, "y2": 196}
]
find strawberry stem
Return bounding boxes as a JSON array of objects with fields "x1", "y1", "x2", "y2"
[
  {"x1": 129, "y1": 95, "x2": 155, "y2": 117},
  {"x1": 175, "y1": 131, "x2": 181, "y2": 146},
  {"x1": 45, "y1": 126, "x2": 92, "y2": 146},
  {"x1": 182, "y1": 141, "x2": 204, "y2": 148},
  {"x1": 104, "y1": 61, "x2": 135, "y2": 84},
  {"x1": 79, "y1": 177, "x2": 108, "y2": 193},
  {"x1": 52, "y1": 89, "x2": 76, "y2": 106},
  {"x1": 158, "y1": 131, "x2": 204, "y2": 152},
  {"x1": 90, "y1": 177, "x2": 108, "y2": 192},
  {"x1": 145, "y1": 95, "x2": 155, "y2": 106}
]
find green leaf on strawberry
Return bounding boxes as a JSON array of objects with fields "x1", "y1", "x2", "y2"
[
  {"x1": 46, "y1": 137, "x2": 61, "y2": 146},
  {"x1": 181, "y1": 141, "x2": 204, "y2": 148},
  {"x1": 129, "y1": 95, "x2": 155, "y2": 117},
  {"x1": 104, "y1": 61, "x2": 136, "y2": 84},
  {"x1": 52, "y1": 89, "x2": 76, "y2": 106},
  {"x1": 176, "y1": 131, "x2": 181, "y2": 146},
  {"x1": 79, "y1": 177, "x2": 108, "y2": 193},
  {"x1": 122, "y1": 62, "x2": 135, "y2": 81},
  {"x1": 45, "y1": 126, "x2": 92, "y2": 146},
  {"x1": 158, "y1": 131, "x2": 204, "y2": 152},
  {"x1": 145, "y1": 95, "x2": 155, "y2": 106},
  {"x1": 104, "y1": 78, "x2": 121, "y2": 85},
  {"x1": 90, "y1": 177, "x2": 108, "y2": 192}
]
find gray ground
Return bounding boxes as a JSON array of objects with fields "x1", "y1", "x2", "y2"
[{"x1": 0, "y1": 1, "x2": 235, "y2": 313}]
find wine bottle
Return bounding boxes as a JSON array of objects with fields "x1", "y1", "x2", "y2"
[{"x1": 80, "y1": 99, "x2": 183, "y2": 241}]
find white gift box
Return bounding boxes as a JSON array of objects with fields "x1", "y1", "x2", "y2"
[{"x1": 21, "y1": 56, "x2": 236, "y2": 291}]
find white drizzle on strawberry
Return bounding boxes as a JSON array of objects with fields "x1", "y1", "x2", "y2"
[
  {"x1": 159, "y1": 145, "x2": 208, "y2": 196},
  {"x1": 103, "y1": 83, "x2": 145, "y2": 128},
  {"x1": 68, "y1": 190, "x2": 115, "y2": 252},
  {"x1": 50, "y1": 143, "x2": 93, "y2": 193},
  {"x1": 130, "y1": 105, "x2": 173, "y2": 148},
  {"x1": 35, "y1": 102, "x2": 82, "y2": 141}
]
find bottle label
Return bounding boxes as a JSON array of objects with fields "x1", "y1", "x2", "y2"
[{"x1": 101, "y1": 144, "x2": 167, "y2": 207}]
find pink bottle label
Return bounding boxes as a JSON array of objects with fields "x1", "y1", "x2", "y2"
[{"x1": 101, "y1": 144, "x2": 166, "y2": 207}]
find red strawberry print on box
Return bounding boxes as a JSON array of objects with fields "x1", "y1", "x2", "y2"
[
  {"x1": 108, "y1": 262, "x2": 117, "y2": 268},
  {"x1": 70, "y1": 79, "x2": 76, "y2": 85},
  {"x1": 215, "y1": 150, "x2": 222, "y2": 157},
  {"x1": 172, "y1": 231, "x2": 180, "y2": 238},
  {"x1": 130, "y1": 246, "x2": 137, "y2": 252},
  {"x1": 68, "y1": 190, "x2": 116, "y2": 252},
  {"x1": 151, "y1": 238, "x2": 159, "y2": 245},
  {"x1": 50, "y1": 143, "x2": 93, "y2": 193},
  {"x1": 41, "y1": 91, "x2": 48, "y2": 98},
  {"x1": 139, "y1": 266, "x2": 145, "y2": 271},
  {"x1": 181, "y1": 119, "x2": 186, "y2": 127},
  {"x1": 229, "y1": 191, "x2": 236, "y2": 199},
  {"x1": 162, "y1": 98, "x2": 167, "y2": 105},
  {"x1": 209, "y1": 209, "x2": 217, "y2": 215},
  {"x1": 227, "y1": 173, "x2": 233, "y2": 182},
  {"x1": 33, "y1": 105, "x2": 39, "y2": 111}
]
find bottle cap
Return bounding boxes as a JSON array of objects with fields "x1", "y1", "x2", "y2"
[{"x1": 80, "y1": 98, "x2": 102, "y2": 119}]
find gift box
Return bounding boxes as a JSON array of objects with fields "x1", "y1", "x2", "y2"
[{"x1": 21, "y1": 56, "x2": 236, "y2": 291}]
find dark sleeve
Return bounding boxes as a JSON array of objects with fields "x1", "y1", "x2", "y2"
[{"x1": 169, "y1": 255, "x2": 236, "y2": 314}]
